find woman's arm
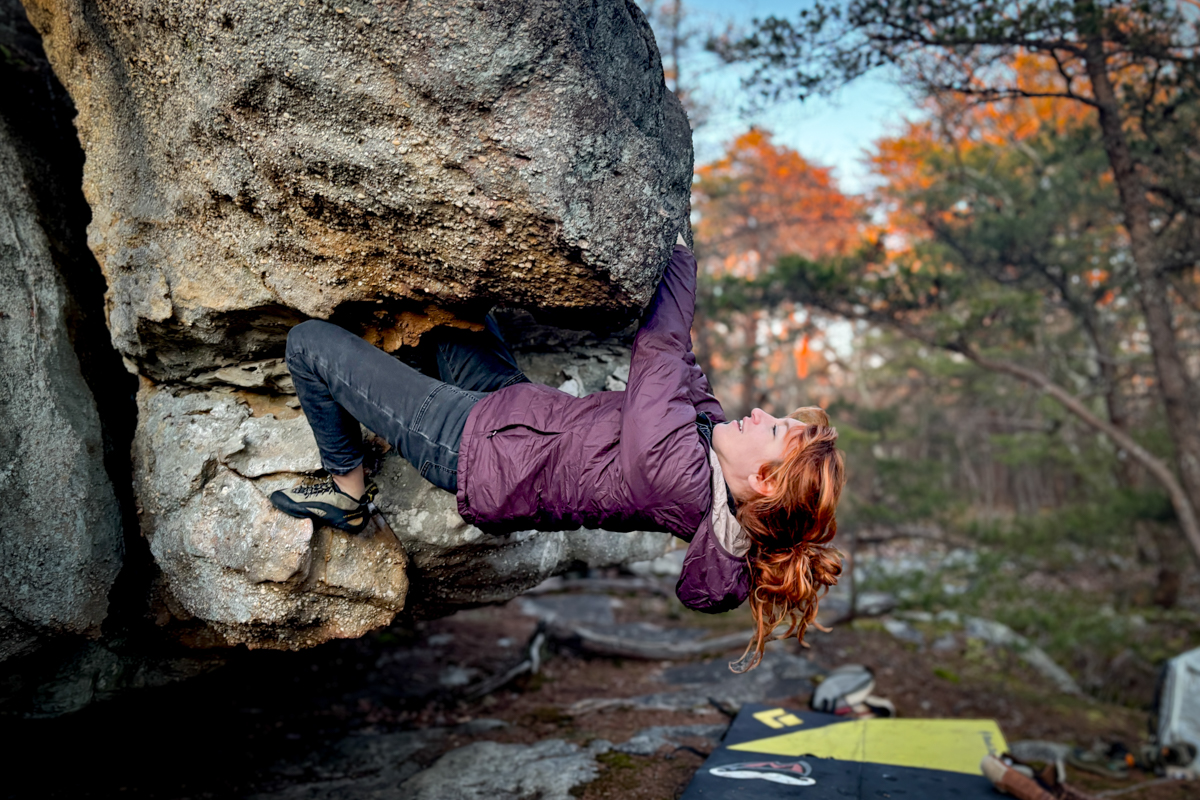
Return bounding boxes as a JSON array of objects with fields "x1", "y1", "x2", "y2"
[
  {"x1": 677, "y1": 521, "x2": 751, "y2": 613},
  {"x1": 669, "y1": 241, "x2": 726, "y2": 423},
  {"x1": 618, "y1": 244, "x2": 713, "y2": 533}
]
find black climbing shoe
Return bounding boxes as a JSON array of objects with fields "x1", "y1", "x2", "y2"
[{"x1": 269, "y1": 479, "x2": 377, "y2": 534}]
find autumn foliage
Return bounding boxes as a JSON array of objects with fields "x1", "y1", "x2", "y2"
[
  {"x1": 693, "y1": 129, "x2": 863, "y2": 278},
  {"x1": 691, "y1": 130, "x2": 866, "y2": 412},
  {"x1": 873, "y1": 54, "x2": 1102, "y2": 253}
]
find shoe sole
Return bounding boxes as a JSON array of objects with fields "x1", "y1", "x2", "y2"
[{"x1": 269, "y1": 491, "x2": 369, "y2": 534}]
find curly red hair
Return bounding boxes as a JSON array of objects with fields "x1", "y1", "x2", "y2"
[{"x1": 731, "y1": 406, "x2": 845, "y2": 672}]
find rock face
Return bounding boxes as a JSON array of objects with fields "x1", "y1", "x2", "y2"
[
  {"x1": 133, "y1": 385, "x2": 410, "y2": 649},
  {"x1": 400, "y1": 739, "x2": 611, "y2": 800},
  {"x1": 135, "y1": 332, "x2": 671, "y2": 646},
  {"x1": 21, "y1": 0, "x2": 693, "y2": 380},
  {"x1": 16, "y1": 0, "x2": 688, "y2": 651},
  {"x1": 0, "y1": 1, "x2": 123, "y2": 663}
]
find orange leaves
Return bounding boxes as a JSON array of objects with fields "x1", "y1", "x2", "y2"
[
  {"x1": 794, "y1": 334, "x2": 812, "y2": 379},
  {"x1": 694, "y1": 129, "x2": 864, "y2": 276},
  {"x1": 871, "y1": 52, "x2": 1101, "y2": 262}
]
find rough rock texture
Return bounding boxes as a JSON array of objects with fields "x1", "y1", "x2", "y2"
[
  {"x1": 135, "y1": 385, "x2": 409, "y2": 648},
  {"x1": 569, "y1": 651, "x2": 824, "y2": 715},
  {"x1": 16, "y1": 0, "x2": 688, "y2": 652},
  {"x1": 0, "y1": 2, "x2": 123, "y2": 662},
  {"x1": 137, "y1": 335, "x2": 671, "y2": 643},
  {"x1": 247, "y1": 723, "x2": 612, "y2": 800},
  {"x1": 21, "y1": 0, "x2": 693, "y2": 380},
  {"x1": 613, "y1": 723, "x2": 728, "y2": 756},
  {"x1": 399, "y1": 738, "x2": 612, "y2": 800},
  {"x1": 249, "y1": 729, "x2": 448, "y2": 800}
]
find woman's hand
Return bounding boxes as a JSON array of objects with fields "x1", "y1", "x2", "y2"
[{"x1": 676, "y1": 231, "x2": 689, "y2": 247}]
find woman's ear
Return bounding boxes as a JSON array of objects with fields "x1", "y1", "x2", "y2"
[{"x1": 747, "y1": 472, "x2": 776, "y2": 497}]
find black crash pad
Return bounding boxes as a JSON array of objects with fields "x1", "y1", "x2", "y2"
[{"x1": 681, "y1": 703, "x2": 1007, "y2": 799}]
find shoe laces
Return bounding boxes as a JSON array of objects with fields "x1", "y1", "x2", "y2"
[
  {"x1": 295, "y1": 479, "x2": 377, "y2": 504},
  {"x1": 295, "y1": 480, "x2": 337, "y2": 498}
]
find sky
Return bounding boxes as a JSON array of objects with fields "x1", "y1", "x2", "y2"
[{"x1": 670, "y1": 0, "x2": 916, "y2": 195}]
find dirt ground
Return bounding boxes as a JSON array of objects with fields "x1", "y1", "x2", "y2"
[{"x1": 1, "y1": 584, "x2": 1193, "y2": 800}]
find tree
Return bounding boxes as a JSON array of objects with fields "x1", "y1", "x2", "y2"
[
  {"x1": 713, "y1": 0, "x2": 1200, "y2": 562},
  {"x1": 694, "y1": 129, "x2": 862, "y2": 270},
  {"x1": 692, "y1": 129, "x2": 863, "y2": 414},
  {"x1": 636, "y1": 0, "x2": 710, "y2": 127}
]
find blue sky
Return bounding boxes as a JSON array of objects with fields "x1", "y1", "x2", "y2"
[{"x1": 670, "y1": 0, "x2": 915, "y2": 194}]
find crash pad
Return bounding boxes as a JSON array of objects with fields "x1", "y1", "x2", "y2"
[{"x1": 681, "y1": 703, "x2": 1007, "y2": 798}]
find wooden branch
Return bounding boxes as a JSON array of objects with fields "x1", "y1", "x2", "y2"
[
  {"x1": 796, "y1": 284, "x2": 1200, "y2": 562},
  {"x1": 461, "y1": 627, "x2": 547, "y2": 700},
  {"x1": 930, "y1": 84, "x2": 1100, "y2": 108},
  {"x1": 951, "y1": 344, "x2": 1200, "y2": 563}
]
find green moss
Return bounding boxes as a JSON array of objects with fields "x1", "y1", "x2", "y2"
[
  {"x1": 597, "y1": 751, "x2": 638, "y2": 770},
  {"x1": 573, "y1": 751, "x2": 654, "y2": 798},
  {"x1": 933, "y1": 667, "x2": 961, "y2": 683},
  {"x1": 525, "y1": 705, "x2": 571, "y2": 727}
]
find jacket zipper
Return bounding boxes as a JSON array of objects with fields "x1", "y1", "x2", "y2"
[{"x1": 487, "y1": 423, "x2": 562, "y2": 439}]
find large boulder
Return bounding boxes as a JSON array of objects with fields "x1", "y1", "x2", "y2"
[
  {"x1": 20, "y1": 0, "x2": 694, "y2": 380},
  {"x1": 0, "y1": 1, "x2": 123, "y2": 663},
  {"x1": 132, "y1": 384, "x2": 410, "y2": 649},
  {"x1": 19, "y1": 0, "x2": 689, "y2": 650}
]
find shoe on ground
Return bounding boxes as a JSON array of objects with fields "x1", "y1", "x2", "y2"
[
  {"x1": 811, "y1": 664, "x2": 876, "y2": 715},
  {"x1": 269, "y1": 479, "x2": 376, "y2": 534}
]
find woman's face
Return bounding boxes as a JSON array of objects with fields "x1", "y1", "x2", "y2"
[{"x1": 712, "y1": 408, "x2": 804, "y2": 497}]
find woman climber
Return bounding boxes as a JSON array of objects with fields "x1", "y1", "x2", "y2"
[{"x1": 270, "y1": 236, "x2": 845, "y2": 671}]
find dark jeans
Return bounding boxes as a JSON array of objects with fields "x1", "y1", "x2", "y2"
[{"x1": 285, "y1": 316, "x2": 529, "y2": 493}]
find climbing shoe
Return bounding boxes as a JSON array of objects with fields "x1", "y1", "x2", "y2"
[{"x1": 269, "y1": 479, "x2": 377, "y2": 534}]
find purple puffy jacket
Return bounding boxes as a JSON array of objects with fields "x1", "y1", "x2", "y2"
[{"x1": 456, "y1": 246, "x2": 751, "y2": 612}]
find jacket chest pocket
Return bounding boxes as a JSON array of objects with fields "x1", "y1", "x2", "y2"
[{"x1": 486, "y1": 423, "x2": 563, "y2": 439}]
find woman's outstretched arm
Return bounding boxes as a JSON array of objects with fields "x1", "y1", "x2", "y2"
[{"x1": 617, "y1": 243, "x2": 713, "y2": 534}]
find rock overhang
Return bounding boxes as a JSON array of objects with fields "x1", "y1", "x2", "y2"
[{"x1": 20, "y1": 0, "x2": 691, "y2": 650}]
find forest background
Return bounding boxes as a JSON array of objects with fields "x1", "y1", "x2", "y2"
[{"x1": 637, "y1": 0, "x2": 1200, "y2": 705}]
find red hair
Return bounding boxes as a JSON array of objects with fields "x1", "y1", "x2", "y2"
[{"x1": 731, "y1": 407, "x2": 845, "y2": 672}]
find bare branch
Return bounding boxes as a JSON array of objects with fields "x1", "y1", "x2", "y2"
[{"x1": 948, "y1": 343, "x2": 1200, "y2": 563}]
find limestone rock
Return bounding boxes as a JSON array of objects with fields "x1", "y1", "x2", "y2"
[
  {"x1": 569, "y1": 653, "x2": 824, "y2": 715},
  {"x1": 14, "y1": 0, "x2": 688, "y2": 653},
  {"x1": 0, "y1": 25, "x2": 123, "y2": 658},
  {"x1": 614, "y1": 723, "x2": 728, "y2": 756},
  {"x1": 134, "y1": 384, "x2": 407, "y2": 648},
  {"x1": 127, "y1": 294, "x2": 668, "y2": 644},
  {"x1": 22, "y1": 0, "x2": 694, "y2": 380},
  {"x1": 250, "y1": 730, "x2": 446, "y2": 800}
]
